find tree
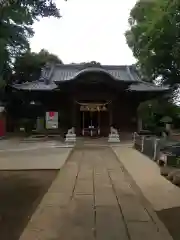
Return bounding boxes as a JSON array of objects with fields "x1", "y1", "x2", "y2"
[
  {"x1": 138, "y1": 98, "x2": 180, "y2": 131},
  {"x1": 0, "y1": 0, "x2": 60, "y2": 82},
  {"x1": 126, "y1": 0, "x2": 180, "y2": 87},
  {"x1": 13, "y1": 49, "x2": 63, "y2": 83}
]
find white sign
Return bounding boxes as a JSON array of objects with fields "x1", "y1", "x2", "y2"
[{"x1": 46, "y1": 112, "x2": 58, "y2": 129}]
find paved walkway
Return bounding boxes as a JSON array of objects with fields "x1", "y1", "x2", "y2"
[
  {"x1": 113, "y1": 146, "x2": 180, "y2": 211},
  {"x1": 0, "y1": 139, "x2": 73, "y2": 152},
  {"x1": 20, "y1": 146, "x2": 172, "y2": 240},
  {"x1": 0, "y1": 139, "x2": 73, "y2": 170},
  {"x1": 0, "y1": 147, "x2": 72, "y2": 170}
]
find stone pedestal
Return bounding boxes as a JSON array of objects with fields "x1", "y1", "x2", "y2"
[
  {"x1": 65, "y1": 133, "x2": 76, "y2": 143},
  {"x1": 108, "y1": 127, "x2": 120, "y2": 143},
  {"x1": 65, "y1": 127, "x2": 76, "y2": 143},
  {"x1": 108, "y1": 133, "x2": 120, "y2": 143}
]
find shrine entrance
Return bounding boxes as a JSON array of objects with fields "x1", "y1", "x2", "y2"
[{"x1": 79, "y1": 102, "x2": 109, "y2": 137}]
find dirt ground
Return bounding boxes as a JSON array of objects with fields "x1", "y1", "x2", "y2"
[
  {"x1": 0, "y1": 170, "x2": 57, "y2": 240},
  {"x1": 157, "y1": 206, "x2": 180, "y2": 240}
]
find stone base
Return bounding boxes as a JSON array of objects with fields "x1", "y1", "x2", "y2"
[
  {"x1": 108, "y1": 134, "x2": 120, "y2": 143},
  {"x1": 65, "y1": 134, "x2": 76, "y2": 143}
]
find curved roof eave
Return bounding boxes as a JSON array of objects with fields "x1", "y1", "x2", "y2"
[
  {"x1": 55, "y1": 67, "x2": 136, "y2": 84},
  {"x1": 73, "y1": 67, "x2": 120, "y2": 80},
  {"x1": 48, "y1": 64, "x2": 141, "y2": 83}
]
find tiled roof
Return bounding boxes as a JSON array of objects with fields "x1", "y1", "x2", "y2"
[
  {"x1": 11, "y1": 64, "x2": 169, "y2": 92},
  {"x1": 51, "y1": 67, "x2": 78, "y2": 82},
  {"x1": 49, "y1": 64, "x2": 141, "y2": 83},
  {"x1": 12, "y1": 81, "x2": 58, "y2": 91}
]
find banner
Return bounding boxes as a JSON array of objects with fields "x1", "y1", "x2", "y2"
[{"x1": 46, "y1": 112, "x2": 58, "y2": 129}]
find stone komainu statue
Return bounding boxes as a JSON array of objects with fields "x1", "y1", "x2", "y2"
[
  {"x1": 67, "y1": 127, "x2": 75, "y2": 135},
  {"x1": 110, "y1": 126, "x2": 118, "y2": 135}
]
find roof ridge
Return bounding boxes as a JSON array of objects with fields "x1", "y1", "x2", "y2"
[{"x1": 53, "y1": 63, "x2": 133, "y2": 69}]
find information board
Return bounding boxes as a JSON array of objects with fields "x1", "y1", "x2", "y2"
[{"x1": 46, "y1": 112, "x2": 58, "y2": 129}]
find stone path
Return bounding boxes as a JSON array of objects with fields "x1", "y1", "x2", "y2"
[
  {"x1": 113, "y1": 146, "x2": 180, "y2": 211},
  {"x1": 20, "y1": 146, "x2": 172, "y2": 240},
  {"x1": 0, "y1": 147, "x2": 72, "y2": 170},
  {"x1": 0, "y1": 139, "x2": 73, "y2": 152}
]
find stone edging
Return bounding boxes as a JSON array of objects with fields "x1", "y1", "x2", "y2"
[{"x1": 112, "y1": 147, "x2": 173, "y2": 240}]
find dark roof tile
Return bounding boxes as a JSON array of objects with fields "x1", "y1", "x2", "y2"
[
  {"x1": 11, "y1": 64, "x2": 169, "y2": 92},
  {"x1": 49, "y1": 64, "x2": 140, "y2": 82},
  {"x1": 12, "y1": 81, "x2": 57, "y2": 91},
  {"x1": 129, "y1": 82, "x2": 169, "y2": 92}
]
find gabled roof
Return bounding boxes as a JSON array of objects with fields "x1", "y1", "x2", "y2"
[
  {"x1": 41, "y1": 63, "x2": 141, "y2": 83},
  {"x1": 11, "y1": 63, "x2": 169, "y2": 92}
]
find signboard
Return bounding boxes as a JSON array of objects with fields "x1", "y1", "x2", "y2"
[
  {"x1": 46, "y1": 111, "x2": 58, "y2": 129},
  {"x1": 80, "y1": 104, "x2": 107, "y2": 112}
]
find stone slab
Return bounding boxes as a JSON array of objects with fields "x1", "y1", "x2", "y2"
[
  {"x1": 0, "y1": 147, "x2": 72, "y2": 170},
  {"x1": 40, "y1": 192, "x2": 71, "y2": 207},
  {"x1": 108, "y1": 139, "x2": 120, "y2": 143},
  {"x1": 113, "y1": 146, "x2": 174, "y2": 240},
  {"x1": 96, "y1": 206, "x2": 129, "y2": 240},
  {"x1": 118, "y1": 195, "x2": 151, "y2": 222},
  {"x1": 128, "y1": 222, "x2": 164, "y2": 240},
  {"x1": 19, "y1": 147, "x2": 173, "y2": 240},
  {"x1": 95, "y1": 189, "x2": 118, "y2": 207},
  {"x1": 57, "y1": 195, "x2": 95, "y2": 240},
  {"x1": 75, "y1": 180, "x2": 93, "y2": 195},
  {"x1": 78, "y1": 167, "x2": 93, "y2": 180},
  {"x1": 113, "y1": 146, "x2": 180, "y2": 211}
]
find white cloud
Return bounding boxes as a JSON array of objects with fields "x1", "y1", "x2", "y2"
[{"x1": 30, "y1": 0, "x2": 137, "y2": 65}]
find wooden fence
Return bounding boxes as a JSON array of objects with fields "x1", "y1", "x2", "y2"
[{"x1": 133, "y1": 132, "x2": 167, "y2": 161}]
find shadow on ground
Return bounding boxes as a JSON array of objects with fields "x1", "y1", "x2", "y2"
[
  {"x1": 0, "y1": 170, "x2": 57, "y2": 240},
  {"x1": 157, "y1": 207, "x2": 180, "y2": 240}
]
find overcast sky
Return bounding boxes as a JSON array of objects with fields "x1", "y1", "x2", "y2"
[{"x1": 30, "y1": 0, "x2": 137, "y2": 65}]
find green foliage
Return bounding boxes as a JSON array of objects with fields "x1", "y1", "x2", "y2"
[
  {"x1": 138, "y1": 98, "x2": 180, "y2": 131},
  {"x1": 0, "y1": 76, "x2": 6, "y2": 89},
  {"x1": 13, "y1": 49, "x2": 63, "y2": 83},
  {"x1": 126, "y1": 0, "x2": 180, "y2": 86},
  {"x1": 0, "y1": 0, "x2": 60, "y2": 81},
  {"x1": 138, "y1": 99, "x2": 160, "y2": 119}
]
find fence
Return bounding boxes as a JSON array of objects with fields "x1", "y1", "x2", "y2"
[
  {"x1": 133, "y1": 132, "x2": 167, "y2": 161},
  {"x1": 133, "y1": 132, "x2": 144, "y2": 152}
]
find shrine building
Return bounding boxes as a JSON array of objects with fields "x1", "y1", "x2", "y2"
[{"x1": 7, "y1": 63, "x2": 169, "y2": 137}]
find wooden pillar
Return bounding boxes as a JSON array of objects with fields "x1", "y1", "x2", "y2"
[
  {"x1": 72, "y1": 101, "x2": 76, "y2": 127},
  {"x1": 98, "y1": 111, "x2": 100, "y2": 135},
  {"x1": 0, "y1": 112, "x2": 6, "y2": 137},
  {"x1": 36, "y1": 117, "x2": 44, "y2": 132},
  {"x1": 82, "y1": 111, "x2": 84, "y2": 136},
  {"x1": 137, "y1": 117, "x2": 142, "y2": 132},
  {"x1": 109, "y1": 103, "x2": 113, "y2": 127},
  {"x1": 90, "y1": 111, "x2": 93, "y2": 137}
]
